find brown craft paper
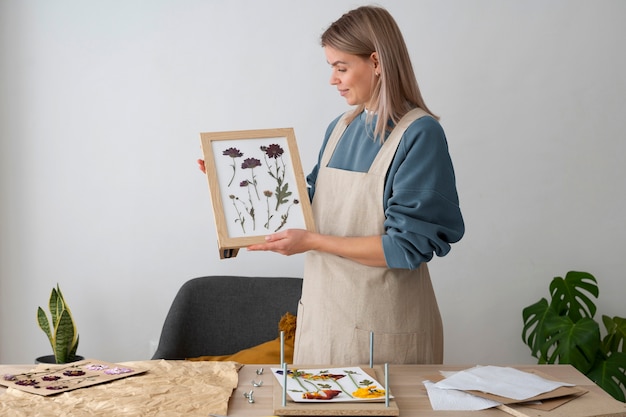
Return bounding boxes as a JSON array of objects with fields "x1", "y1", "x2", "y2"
[{"x1": 0, "y1": 360, "x2": 241, "y2": 417}]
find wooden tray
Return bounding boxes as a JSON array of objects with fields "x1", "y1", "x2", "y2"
[{"x1": 272, "y1": 366, "x2": 399, "y2": 416}]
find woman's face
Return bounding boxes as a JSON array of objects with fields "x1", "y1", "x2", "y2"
[{"x1": 324, "y1": 46, "x2": 378, "y2": 108}]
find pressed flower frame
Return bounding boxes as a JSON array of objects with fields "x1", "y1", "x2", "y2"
[{"x1": 200, "y1": 128, "x2": 315, "y2": 258}]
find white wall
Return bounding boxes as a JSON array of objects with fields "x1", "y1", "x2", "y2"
[{"x1": 1, "y1": 0, "x2": 624, "y2": 365}]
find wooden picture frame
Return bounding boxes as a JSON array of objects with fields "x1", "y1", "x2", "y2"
[{"x1": 200, "y1": 128, "x2": 315, "y2": 258}]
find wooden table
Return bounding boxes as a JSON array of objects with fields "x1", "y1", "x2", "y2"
[{"x1": 1, "y1": 362, "x2": 625, "y2": 416}]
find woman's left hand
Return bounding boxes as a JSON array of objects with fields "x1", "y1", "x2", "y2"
[{"x1": 247, "y1": 229, "x2": 314, "y2": 256}]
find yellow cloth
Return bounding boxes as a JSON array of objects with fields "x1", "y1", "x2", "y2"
[{"x1": 188, "y1": 312, "x2": 296, "y2": 364}]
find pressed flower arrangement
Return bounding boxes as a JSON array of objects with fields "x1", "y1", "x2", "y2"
[
  {"x1": 200, "y1": 128, "x2": 315, "y2": 258},
  {"x1": 272, "y1": 367, "x2": 388, "y2": 402},
  {"x1": 36, "y1": 284, "x2": 80, "y2": 364},
  {"x1": 2, "y1": 359, "x2": 142, "y2": 396}
]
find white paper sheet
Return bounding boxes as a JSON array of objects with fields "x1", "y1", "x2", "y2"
[
  {"x1": 423, "y1": 380, "x2": 502, "y2": 410},
  {"x1": 434, "y1": 365, "x2": 574, "y2": 401}
]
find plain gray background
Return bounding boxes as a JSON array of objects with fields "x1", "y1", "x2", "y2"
[{"x1": 1, "y1": 0, "x2": 624, "y2": 364}]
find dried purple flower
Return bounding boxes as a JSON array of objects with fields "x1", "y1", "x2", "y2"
[
  {"x1": 222, "y1": 147, "x2": 243, "y2": 158},
  {"x1": 223, "y1": 147, "x2": 244, "y2": 187},
  {"x1": 3, "y1": 374, "x2": 16, "y2": 381},
  {"x1": 263, "y1": 144, "x2": 284, "y2": 159},
  {"x1": 240, "y1": 180, "x2": 249, "y2": 187},
  {"x1": 15, "y1": 379, "x2": 38, "y2": 386},
  {"x1": 104, "y1": 367, "x2": 133, "y2": 375},
  {"x1": 42, "y1": 375, "x2": 62, "y2": 381},
  {"x1": 241, "y1": 158, "x2": 261, "y2": 169}
]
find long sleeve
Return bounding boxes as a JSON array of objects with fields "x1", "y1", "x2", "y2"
[{"x1": 381, "y1": 116, "x2": 464, "y2": 269}]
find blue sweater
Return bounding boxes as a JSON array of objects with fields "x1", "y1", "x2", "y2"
[{"x1": 307, "y1": 111, "x2": 465, "y2": 269}]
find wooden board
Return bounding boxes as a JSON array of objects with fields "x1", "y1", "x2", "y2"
[{"x1": 272, "y1": 366, "x2": 399, "y2": 416}]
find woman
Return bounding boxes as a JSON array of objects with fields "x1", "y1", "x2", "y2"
[{"x1": 203, "y1": 6, "x2": 464, "y2": 365}]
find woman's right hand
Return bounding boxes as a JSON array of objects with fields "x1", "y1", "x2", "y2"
[{"x1": 197, "y1": 159, "x2": 206, "y2": 174}]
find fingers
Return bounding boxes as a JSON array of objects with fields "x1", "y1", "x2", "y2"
[
  {"x1": 197, "y1": 159, "x2": 206, "y2": 174},
  {"x1": 247, "y1": 232, "x2": 287, "y2": 252}
]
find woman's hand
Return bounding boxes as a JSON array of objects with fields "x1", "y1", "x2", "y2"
[
  {"x1": 247, "y1": 229, "x2": 314, "y2": 256},
  {"x1": 197, "y1": 159, "x2": 206, "y2": 174}
]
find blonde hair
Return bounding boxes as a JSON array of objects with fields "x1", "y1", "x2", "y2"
[{"x1": 321, "y1": 6, "x2": 438, "y2": 141}]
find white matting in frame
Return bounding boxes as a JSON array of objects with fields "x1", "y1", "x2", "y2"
[{"x1": 200, "y1": 128, "x2": 315, "y2": 259}]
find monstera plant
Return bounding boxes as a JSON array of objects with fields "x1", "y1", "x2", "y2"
[
  {"x1": 37, "y1": 284, "x2": 81, "y2": 364},
  {"x1": 522, "y1": 271, "x2": 626, "y2": 402}
]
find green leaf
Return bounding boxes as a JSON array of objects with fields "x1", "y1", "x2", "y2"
[
  {"x1": 542, "y1": 316, "x2": 600, "y2": 374},
  {"x1": 548, "y1": 271, "x2": 598, "y2": 322},
  {"x1": 49, "y1": 287, "x2": 60, "y2": 329},
  {"x1": 36, "y1": 307, "x2": 53, "y2": 344},
  {"x1": 69, "y1": 334, "x2": 79, "y2": 360},
  {"x1": 522, "y1": 298, "x2": 552, "y2": 359},
  {"x1": 586, "y1": 352, "x2": 626, "y2": 402},
  {"x1": 53, "y1": 310, "x2": 75, "y2": 363},
  {"x1": 602, "y1": 315, "x2": 626, "y2": 354}
]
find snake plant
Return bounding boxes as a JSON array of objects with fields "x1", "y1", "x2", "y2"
[
  {"x1": 522, "y1": 271, "x2": 626, "y2": 402},
  {"x1": 37, "y1": 284, "x2": 80, "y2": 364}
]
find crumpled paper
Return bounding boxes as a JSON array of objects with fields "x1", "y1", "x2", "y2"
[{"x1": 0, "y1": 360, "x2": 241, "y2": 417}]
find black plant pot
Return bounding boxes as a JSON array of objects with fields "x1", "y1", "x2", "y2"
[{"x1": 35, "y1": 355, "x2": 85, "y2": 364}]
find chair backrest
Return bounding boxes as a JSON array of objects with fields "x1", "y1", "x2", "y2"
[{"x1": 152, "y1": 275, "x2": 302, "y2": 360}]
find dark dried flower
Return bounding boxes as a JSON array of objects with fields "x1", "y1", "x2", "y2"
[
  {"x1": 42, "y1": 375, "x2": 62, "y2": 381},
  {"x1": 263, "y1": 190, "x2": 273, "y2": 197},
  {"x1": 15, "y1": 379, "x2": 38, "y2": 386},
  {"x1": 240, "y1": 180, "x2": 249, "y2": 187},
  {"x1": 263, "y1": 144, "x2": 284, "y2": 159},
  {"x1": 241, "y1": 158, "x2": 262, "y2": 169},
  {"x1": 63, "y1": 370, "x2": 86, "y2": 377},
  {"x1": 222, "y1": 147, "x2": 243, "y2": 158}
]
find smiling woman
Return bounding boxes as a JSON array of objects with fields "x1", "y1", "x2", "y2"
[{"x1": 325, "y1": 46, "x2": 379, "y2": 108}]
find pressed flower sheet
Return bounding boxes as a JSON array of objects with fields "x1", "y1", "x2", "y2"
[
  {"x1": 200, "y1": 128, "x2": 315, "y2": 256},
  {"x1": 271, "y1": 366, "x2": 392, "y2": 403},
  {"x1": 1, "y1": 358, "x2": 145, "y2": 396}
]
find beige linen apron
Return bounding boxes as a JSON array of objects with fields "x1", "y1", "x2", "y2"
[{"x1": 294, "y1": 108, "x2": 444, "y2": 365}]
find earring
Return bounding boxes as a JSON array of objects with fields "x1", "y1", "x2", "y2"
[{"x1": 375, "y1": 72, "x2": 380, "y2": 77}]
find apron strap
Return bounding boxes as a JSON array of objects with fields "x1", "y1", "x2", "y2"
[
  {"x1": 320, "y1": 111, "x2": 351, "y2": 167},
  {"x1": 369, "y1": 107, "x2": 428, "y2": 175}
]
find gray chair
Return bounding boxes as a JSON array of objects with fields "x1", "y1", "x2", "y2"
[{"x1": 152, "y1": 275, "x2": 302, "y2": 360}]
